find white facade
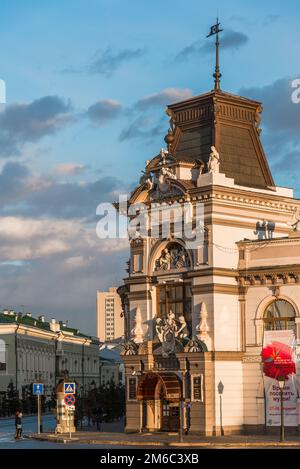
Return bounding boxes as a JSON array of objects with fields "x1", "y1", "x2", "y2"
[{"x1": 0, "y1": 315, "x2": 100, "y2": 397}]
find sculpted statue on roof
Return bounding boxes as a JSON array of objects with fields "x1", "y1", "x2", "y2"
[
  {"x1": 288, "y1": 208, "x2": 300, "y2": 232},
  {"x1": 207, "y1": 146, "x2": 220, "y2": 173}
]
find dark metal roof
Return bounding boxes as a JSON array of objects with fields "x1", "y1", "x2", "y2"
[{"x1": 166, "y1": 89, "x2": 275, "y2": 190}]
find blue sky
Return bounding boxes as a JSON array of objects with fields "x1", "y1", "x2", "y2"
[{"x1": 0, "y1": 0, "x2": 299, "y2": 334}]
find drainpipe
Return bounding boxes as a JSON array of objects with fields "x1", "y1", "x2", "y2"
[
  {"x1": 81, "y1": 338, "x2": 89, "y2": 427},
  {"x1": 81, "y1": 339, "x2": 89, "y2": 395},
  {"x1": 15, "y1": 323, "x2": 20, "y2": 397},
  {"x1": 81, "y1": 343, "x2": 84, "y2": 395},
  {"x1": 54, "y1": 335, "x2": 58, "y2": 386}
]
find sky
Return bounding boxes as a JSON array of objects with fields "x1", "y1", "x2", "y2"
[{"x1": 0, "y1": 0, "x2": 299, "y2": 335}]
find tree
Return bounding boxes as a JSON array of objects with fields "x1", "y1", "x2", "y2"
[{"x1": 6, "y1": 380, "x2": 20, "y2": 415}]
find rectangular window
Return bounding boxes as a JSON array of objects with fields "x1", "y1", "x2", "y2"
[{"x1": 157, "y1": 283, "x2": 192, "y2": 323}]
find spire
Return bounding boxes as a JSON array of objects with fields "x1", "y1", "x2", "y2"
[{"x1": 207, "y1": 18, "x2": 223, "y2": 91}]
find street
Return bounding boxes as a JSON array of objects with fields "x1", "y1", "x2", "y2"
[
  {"x1": 0, "y1": 414, "x2": 112, "y2": 449},
  {"x1": 0, "y1": 414, "x2": 154, "y2": 449}
]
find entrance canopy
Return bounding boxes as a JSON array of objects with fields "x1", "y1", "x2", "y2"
[{"x1": 136, "y1": 372, "x2": 181, "y2": 401}]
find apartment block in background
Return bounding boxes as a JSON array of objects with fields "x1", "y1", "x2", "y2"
[{"x1": 96, "y1": 287, "x2": 124, "y2": 342}]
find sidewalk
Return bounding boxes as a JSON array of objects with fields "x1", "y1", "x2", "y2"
[{"x1": 28, "y1": 430, "x2": 300, "y2": 448}]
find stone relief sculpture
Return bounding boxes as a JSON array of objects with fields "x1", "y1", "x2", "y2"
[
  {"x1": 152, "y1": 165, "x2": 177, "y2": 194},
  {"x1": 159, "y1": 148, "x2": 169, "y2": 165},
  {"x1": 176, "y1": 315, "x2": 189, "y2": 339},
  {"x1": 131, "y1": 307, "x2": 144, "y2": 344},
  {"x1": 155, "y1": 248, "x2": 171, "y2": 270},
  {"x1": 184, "y1": 337, "x2": 208, "y2": 353},
  {"x1": 139, "y1": 170, "x2": 153, "y2": 190},
  {"x1": 121, "y1": 341, "x2": 138, "y2": 356},
  {"x1": 207, "y1": 146, "x2": 220, "y2": 173},
  {"x1": 155, "y1": 318, "x2": 164, "y2": 342},
  {"x1": 143, "y1": 147, "x2": 178, "y2": 198},
  {"x1": 288, "y1": 209, "x2": 300, "y2": 232},
  {"x1": 155, "y1": 311, "x2": 191, "y2": 357},
  {"x1": 155, "y1": 246, "x2": 189, "y2": 271},
  {"x1": 155, "y1": 310, "x2": 178, "y2": 357}
]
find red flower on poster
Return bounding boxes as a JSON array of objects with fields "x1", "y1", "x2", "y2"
[{"x1": 262, "y1": 340, "x2": 296, "y2": 380}]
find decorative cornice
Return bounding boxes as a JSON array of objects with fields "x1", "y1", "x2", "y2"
[
  {"x1": 188, "y1": 186, "x2": 299, "y2": 213},
  {"x1": 237, "y1": 267, "x2": 300, "y2": 287},
  {"x1": 238, "y1": 237, "x2": 300, "y2": 247}
]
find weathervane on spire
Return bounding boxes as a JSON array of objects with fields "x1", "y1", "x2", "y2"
[{"x1": 206, "y1": 18, "x2": 223, "y2": 91}]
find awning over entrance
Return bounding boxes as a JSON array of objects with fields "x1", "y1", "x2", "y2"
[{"x1": 136, "y1": 372, "x2": 181, "y2": 401}]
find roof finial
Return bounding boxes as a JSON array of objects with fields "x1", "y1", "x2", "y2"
[{"x1": 206, "y1": 18, "x2": 223, "y2": 91}]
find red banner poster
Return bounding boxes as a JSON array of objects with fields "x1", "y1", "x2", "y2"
[{"x1": 262, "y1": 330, "x2": 298, "y2": 427}]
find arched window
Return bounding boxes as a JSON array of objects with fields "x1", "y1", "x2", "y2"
[
  {"x1": 263, "y1": 299, "x2": 296, "y2": 332},
  {"x1": 0, "y1": 339, "x2": 6, "y2": 371}
]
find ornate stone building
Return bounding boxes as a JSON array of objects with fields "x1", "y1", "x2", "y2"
[{"x1": 118, "y1": 76, "x2": 300, "y2": 434}]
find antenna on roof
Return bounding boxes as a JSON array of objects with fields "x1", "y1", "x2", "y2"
[{"x1": 206, "y1": 18, "x2": 223, "y2": 92}]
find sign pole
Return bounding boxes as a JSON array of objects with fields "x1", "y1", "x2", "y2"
[
  {"x1": 33, "y1": 382, "x2": 44, "y2": 434},
  {"x1": 67, "y1": 408, "x2": 71, "y2": 440},
  {"x1": 37, "y1": 394, "x2": 41, "y2": 435}
]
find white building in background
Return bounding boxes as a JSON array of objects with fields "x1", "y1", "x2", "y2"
[
  {"x1": 0, "y1": 312, "x2": 100, "y2": 397},
  {"x1": 96, "y1": 287, "x2": 124, "y2": 342},
  {"x1": 99, "y1": 345, "x2": 125, "y2": 386}
]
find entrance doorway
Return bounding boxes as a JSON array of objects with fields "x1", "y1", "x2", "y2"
[
  {"x1": 162, "y1": 401, "x2": 180, "y2": 431},
  {"x1": 136, "y1": 372, "x2": 182, "y2": 432}
]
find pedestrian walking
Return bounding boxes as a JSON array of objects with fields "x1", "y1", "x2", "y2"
[{"x1": 15, "y1": 410, "x2": 23, "y2": 439}]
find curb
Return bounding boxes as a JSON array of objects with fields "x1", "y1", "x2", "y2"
[{"x1": 28, "y1": 434, "x2": 300, "y2": 448}]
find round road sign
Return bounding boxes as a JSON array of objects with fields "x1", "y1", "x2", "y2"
[{"x1": 64, "y1": 394, "x2": 76, "y2": 406}]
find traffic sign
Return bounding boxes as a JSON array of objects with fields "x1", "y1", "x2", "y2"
[
  {"x1": 64, "y1": 382, "x2": 75, "y2": 394},
  {"x1": 66, "y1": 405, "x2": 75, "y2": 411},
  {"x1": 64, "y1": 394, "x2": 76, "y2": 406},
  {"x1": 33, "y1": 383, "x2": 44, "y2": 395}
]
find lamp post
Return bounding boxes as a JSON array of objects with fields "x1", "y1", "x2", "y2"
[
  {"x1": 277, "y1": 376, "x2": 285, "y2": 442},
  {"x1": 217, "y1": 381, "x2": 224, "y2": 436}
]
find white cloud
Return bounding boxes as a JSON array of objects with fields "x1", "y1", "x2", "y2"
[
  {"x1": 135, "y1": 88, "x2": 193, "y2": 110},
  {"x1": 55, "y1": 163, "x2": 87, "y2": 175},
  {"x1": 0, "y1": 216, "x2": 128, "y2": 261}
]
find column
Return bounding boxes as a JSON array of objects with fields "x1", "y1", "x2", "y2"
[{"x1": 146, "y1": 400, "x2": 155, "y2": 432}]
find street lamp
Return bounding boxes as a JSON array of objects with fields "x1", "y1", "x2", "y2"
[
  {"x1": 217, "y1": 381, "x2": 224, "y2": 436},
  {"x1": 277, "y1": 376, "x2": 285, "y2": 442}
]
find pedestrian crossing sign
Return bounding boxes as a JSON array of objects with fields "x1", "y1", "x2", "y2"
[
  {"x1": 64, "y1": 382, "x2": 75, "y2": 394},
  {"x1": 33, "y1": 383, "x2": 44, "y2": 395}
]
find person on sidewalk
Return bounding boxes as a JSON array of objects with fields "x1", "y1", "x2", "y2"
[{"x1": 15, "y1": 410, "x2": 23, "y2": 439}]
